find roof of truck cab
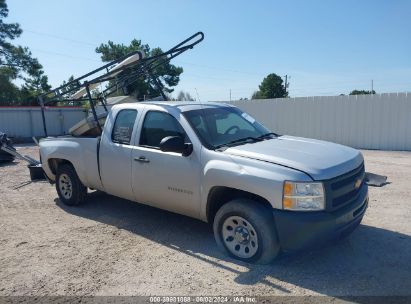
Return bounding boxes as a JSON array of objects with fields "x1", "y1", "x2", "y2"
[{"x1": 114, "y1": 101, "x2": 234, "y2": 112}]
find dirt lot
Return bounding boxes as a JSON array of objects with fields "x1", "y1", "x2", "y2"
[{"x1": 0, "y1": 145, "x2": 410, "y2": 298}]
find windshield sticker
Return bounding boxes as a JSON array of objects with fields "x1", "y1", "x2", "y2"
[{"x1": 242, "y1": 113, "x2": 256, "y2": 124}]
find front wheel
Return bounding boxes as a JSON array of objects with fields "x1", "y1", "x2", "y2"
[
  {"x1": 213, "y1": 199, "x2": 280, "y2": 264},
  {"x1": 56, "y1": 164, "x2": 87, "y2": 206}
]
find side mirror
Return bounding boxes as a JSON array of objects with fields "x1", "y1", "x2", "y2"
[{"x1": 160, "y1": 136, "x2": 193, "y2": 156}]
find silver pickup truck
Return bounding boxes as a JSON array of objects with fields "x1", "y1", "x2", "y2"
[{"x1": 40, "y1": 101, "x2": 368, "y2": 263}]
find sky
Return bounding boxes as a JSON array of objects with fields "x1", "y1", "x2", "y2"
[{"x1": 6, "y1": 0, "x2": 411, "y2": 101}]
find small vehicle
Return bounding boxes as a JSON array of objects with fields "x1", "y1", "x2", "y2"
[{"x1": 40, "y1": 101, "x2": 368, "y2": 263}]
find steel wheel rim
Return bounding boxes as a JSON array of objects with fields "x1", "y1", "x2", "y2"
[
  {"x1": 59, "y1": 173, "x2": 73, "y2": 200},
  {"x1": 222, "y1": 215, "x2": 258, "y2": 259}
]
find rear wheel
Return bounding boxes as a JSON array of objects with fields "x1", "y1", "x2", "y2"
[
  {"x1": 56, "y1": 164, "x2": 87, "y2": 206},
  {"x1": 213, "y1": 199, "x2": 280, "y2": 264}
]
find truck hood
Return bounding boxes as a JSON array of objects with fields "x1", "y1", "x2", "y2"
[{"x1": 223, "y1": 135, "x2": 363, "y2": 180}]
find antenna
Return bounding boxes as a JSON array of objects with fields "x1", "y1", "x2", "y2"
[{"x1": 195, "y1": 88, "x2": 201, "y2": 103}]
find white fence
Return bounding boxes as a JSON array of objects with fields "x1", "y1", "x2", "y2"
[
  {"x1": 1, "y1": 94, "x2": 410, "y2": 150},
  {"x1": 0, "y1": 107, "x2": 87, "y2": 139},
  {"x1": 227, "y1": 93, "x2": 411, "y2": 151}
]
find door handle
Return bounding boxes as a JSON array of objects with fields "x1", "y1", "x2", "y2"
[{"x1": 134, "y1": 156, "x2": 150, "y2": 163}]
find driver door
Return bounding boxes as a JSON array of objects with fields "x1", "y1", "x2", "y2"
[{"x1": 131, "y1": 110, "x2": 201, "y2": 218}]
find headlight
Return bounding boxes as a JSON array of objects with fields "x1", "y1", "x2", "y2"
[{"x1": 282, "y1": 181, "x2": 325, "y2": 211}]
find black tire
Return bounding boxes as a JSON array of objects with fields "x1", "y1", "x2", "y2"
[
  {"x1": 56, "y1": 164, "x2": 87, "y2": 206},
  {"x1": 213, "y1": 199, "x2": 280, "y2": 264}
]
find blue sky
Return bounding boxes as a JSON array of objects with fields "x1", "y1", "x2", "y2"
[{"x1": 7, "y1": 0, "x2": 411, "y2": 101}]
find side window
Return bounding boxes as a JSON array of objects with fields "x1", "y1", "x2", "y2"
[
  {"x1": 111, "y1": 110, "x2": 137, "y2": 145},
  {"x1": 140, "y1": 111, "x2": 187, "y2": 148}
]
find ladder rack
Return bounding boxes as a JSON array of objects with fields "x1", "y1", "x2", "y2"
[{"x1": 37, "y1": 32, "x2": 204, "y2": 137}]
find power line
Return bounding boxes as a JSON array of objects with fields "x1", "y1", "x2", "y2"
[
  {"x1": 20, "y1": 30, "x2": 409, "y2": 97},
  {"x1": 23, "y1": 31, "x2": 383, "y2": 93},
  {"x1": 20, "y1": 30, "x2": 409, "y2": 95},
  {"x1": 174, "y1": 60, "x2": 265, "y2": 77},
  {"x1": 31, "y1": 48, "x2": 100, "y2": 62},
  {"x1": 25, "y1": 29, "x2": 97, "y2": 47},
  {"x1": 24, "y1": 30, "x2": 262, "y2": 80}
]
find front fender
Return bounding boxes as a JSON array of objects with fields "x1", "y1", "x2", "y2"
[{"x1": 201, "y1": 155, "x2": 312, "y2": 220}]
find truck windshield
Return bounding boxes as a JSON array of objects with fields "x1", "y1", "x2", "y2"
[{"x1": 183, "y1": 107, "x2": 275, "y2": 149}]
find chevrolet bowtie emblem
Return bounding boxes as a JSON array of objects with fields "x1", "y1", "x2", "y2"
[{"x1": 355, "y1": 178, "x2": 362, "y2": 189}]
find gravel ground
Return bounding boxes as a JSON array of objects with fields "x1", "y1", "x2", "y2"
[{"x1": 0, "y1": 145, "x2": 410, "y2": 298}]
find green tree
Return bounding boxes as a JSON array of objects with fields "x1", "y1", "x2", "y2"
[
  {"x1": 60, "y1": 75, "x2": 78, "y2": 94},
  {"x1": 19, "y1": 69, "x2": 51, "y2": 105},
  {"x1": 349, "y1": 89, "x2": 376, "y2": 95},
  {"x1": 252, "y1": 73, "x2": 287, "y2": 99},
  {"x1": 0, "y1": 0, "x2": 50, "y2": 105},
  {"x1": 95, "y1": 39, "x2": 183, "y2": 100},
  {"x1": 0, "y1": 66, "x2": 19, "y2": 102}
]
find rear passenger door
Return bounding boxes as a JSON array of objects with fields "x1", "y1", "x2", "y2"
[
  {"x1": 99, "y1": 109, "x2": 140, "y2": 201},
  {"x1": 131, "y1": 110, "x2": 201, "y2": 218}
]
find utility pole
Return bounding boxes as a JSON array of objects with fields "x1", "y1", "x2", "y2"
[
  {"x1": 371, "y1": 80, "x2": 374, "y2": 94},
  {"x1": 229, "y1": 89, "x2": 231, "y2": 102},
  {"x1": 284, "y1": 75, "x2": 289, "y2": 95}
]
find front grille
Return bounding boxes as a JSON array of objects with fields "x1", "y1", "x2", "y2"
[{"x1": 323, "y1": 163, "x2": 365, "y2": 211}]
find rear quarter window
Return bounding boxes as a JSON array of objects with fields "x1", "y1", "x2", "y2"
[{"x1": 111, "y1": 109, "x2": 137, "y2": 144}]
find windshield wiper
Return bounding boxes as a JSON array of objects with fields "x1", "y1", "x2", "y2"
[
  {"x1": 215, "y1": 133, "x2": 279, "y2": 150},
  {"x1": 257, "y1": 132, "x2": 278, "y2": 140},
  {"x1": 215, "y1": 136, "x2": 263, "y2": 150}
]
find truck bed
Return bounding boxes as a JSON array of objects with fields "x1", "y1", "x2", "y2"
[{"x1": 40, "y1": 136, "x2": 103, "y2": 191}]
